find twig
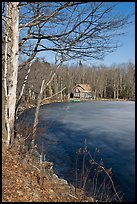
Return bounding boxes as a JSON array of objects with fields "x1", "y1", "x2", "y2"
[
  {"x1": 68, "y1": 194, "x2": 78, "y2": 199},
  {"x1": 19, "y1": 14, "x2": 43, "y2": 31},
  {"x1": 75, "y1": 155, "x2": 78, "y2": 192},
  {"x1": 88, "y1": 151, "x2": 122, "y2": 202}
]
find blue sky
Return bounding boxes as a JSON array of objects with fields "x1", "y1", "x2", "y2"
[
  {"x1": 98, "y1": 2, "x2": 135, "y2": 67},
  {"x1": 21, "y1": 2, "x2": 135, "y2": 67}
]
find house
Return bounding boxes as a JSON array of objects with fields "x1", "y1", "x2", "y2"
[{"x1": 70, "y1": 84, "x2": 92, "y2": 99}]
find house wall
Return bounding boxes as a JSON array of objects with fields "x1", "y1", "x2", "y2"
[
  {"x1": 73, "y1": 91, "x2": 92, "y2": 98},
  {"x1": 74, "y1": 92, "x2": 80, "y2": 98},
  {"x1": 80, "y1": 92, "x2": 85, "y2": 98},
  {"x1": 73, "y1": 87, "x2": 80, "y2": 98},
  {"x1": 72, "y1": 85, "x2": 92, "y2": 99}
]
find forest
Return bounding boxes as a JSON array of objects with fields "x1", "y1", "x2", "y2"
[{"x1": 17, "y1": 59, "x2": 135, "y2": 103}]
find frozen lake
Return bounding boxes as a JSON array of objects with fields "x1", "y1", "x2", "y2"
[{"x1": 18, "y1": 101, "x2": 135, "y2": 202}]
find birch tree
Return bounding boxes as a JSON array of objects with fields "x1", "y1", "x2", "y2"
[{"x1": 3, "y1": 2, "x2": 19, "y2": 146}]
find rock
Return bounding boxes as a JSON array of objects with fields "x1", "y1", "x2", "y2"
[
  {"x1": 43, "y1": 161, "x2": 53, "y2": 169},
  {"x1": 58, "y1": 178, "x2": 68, "y2": 185},
  {"x1": 52, "y1": 174, "x2": 59, "y2": 180}
]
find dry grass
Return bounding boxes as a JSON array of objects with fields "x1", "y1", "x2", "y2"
[
  {"x1": 2, "y1": 144, "x2": 94, "y2": 202},
  {"x1": 74, "y1": 139, "x2": 123, "y2": 202}
]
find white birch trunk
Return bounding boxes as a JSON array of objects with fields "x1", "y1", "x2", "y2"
[
  {"x1": 3, "y1": 35, "x2": 11, "y2": 147},
  {"x1": 116, "y1": 91, "x2": 119, "y2": 99},
  {"x1": 4, "y1": 2, "x2": 19, "y2": 146}
]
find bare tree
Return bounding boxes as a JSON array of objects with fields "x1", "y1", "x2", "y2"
[{"x1": 18, "y1": 2, "x2": 132, "y2": 64}]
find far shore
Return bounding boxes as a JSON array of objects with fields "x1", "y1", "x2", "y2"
[{"x1": 17, "y1": 98, "x2": 134, "y2": 117}]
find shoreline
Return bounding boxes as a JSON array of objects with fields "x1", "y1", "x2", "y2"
[
  {"x1": 13, "y1": 99, "x2": 95, "y2": 202},
  {"x1": 17, "y1": 97, "x2": 134, "y2": 116}
]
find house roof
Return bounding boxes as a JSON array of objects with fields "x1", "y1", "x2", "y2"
[{"x1": 73, "y1": 84, "x2": 91, "y2": 92}]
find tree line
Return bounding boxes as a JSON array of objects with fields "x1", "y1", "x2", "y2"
[{"x1": 17, "y1": 59, "x2": 135, "y2": 102}]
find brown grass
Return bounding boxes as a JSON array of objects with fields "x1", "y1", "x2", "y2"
[{"x1": 2, "y1": 144, "x2": 94, "y2": 202}]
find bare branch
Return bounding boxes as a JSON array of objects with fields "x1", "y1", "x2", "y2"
[
  {"x1": 19, "y1": 38, "x2": 41, "y2": 69},
  {"x1": 44, "y1": 87, "x2": 66, "y2": 100},
  {"x1": 19, "y1": 14, "x2": 43, "y2": 31},
  {"x1": 31, "y1": 79, "x2": 45, "y2": 148},
  {"x1": 43, "y1": 62, "x2": 63, "y2": 91},
  {"x1": 15, "y1": 62, "x2": 32, "y2": 118},
  {"x1": 19, "y1": 2, "x2": 71, "y2": 29}
]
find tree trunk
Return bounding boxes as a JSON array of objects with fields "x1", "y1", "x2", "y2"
[
  {"x1": 113, "y1": 90, "x2": 116, "y2": 99},
  {"x1": 31, "y1": 80, "x2": 45, "y2": 149},
  {"x1": 5, "y1": 2, "x2": 19, "y2": 146},
  {"x1": 116, "y1": 90, "x2": 119, "y2": 100},
  {"x1": 60, "y1": 76, "x2": 63, "y2": 101},
  {"x1": 3, "y1": 35, "x2": 11, "y2": 146},
  {"x1": 15, "y1": 63, "x2": 31, "y2": 118}
]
